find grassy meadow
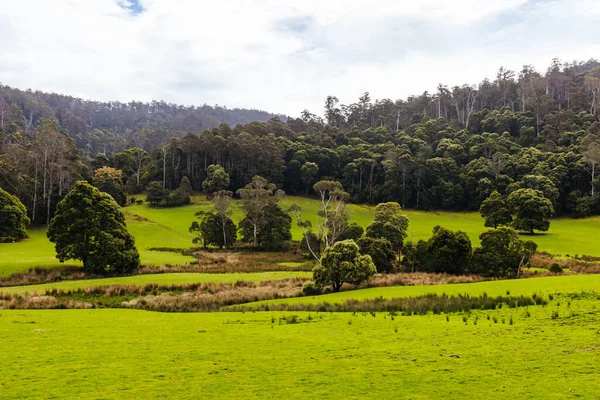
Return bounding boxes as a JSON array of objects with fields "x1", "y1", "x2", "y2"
[
  {"x1": 1, "y1": 194, "x2": 598, "y2": 277},
  {"x1": 1, "y1": 301, "x2": 599, "y2": 399}
]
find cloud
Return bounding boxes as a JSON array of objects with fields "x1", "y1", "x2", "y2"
[{"x1": 0, "y1": 0, "x2": 598, "y2": 116}]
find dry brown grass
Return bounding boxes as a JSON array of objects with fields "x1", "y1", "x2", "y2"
[
  {"x1": 123, "y1": 285, "x2": 302, "y2": 312},
  {"x1": 0, "y1": 294, "x2": 93, "y2": 309},
  {"x1": 139, "y1": 250, "x2": 313, "y2": 274},
  {"x1": 0, "y1": 266, "x2": 96, "y2": 288},
  {"x1": 1, "y1": 277, "x2": 308, "y2": 311},
  {"x1": 531, "y1": 254, "x2": 600, "y2": 274},
  {"x1": 1, "y1": 250, "x2": 312, "y2": 289},
  {"x1": 353, "y1": 272, "x2": 485, "y2": 291}
]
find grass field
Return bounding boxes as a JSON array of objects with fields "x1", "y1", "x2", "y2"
[
  {"x1": 1, "y1": 195, "x2": 599, "y2": 276},
  {"x1": 127, "y1": 195, "x2": 600, "y2": 257},
  {"x1": 247, "y1": 274, "x2": 600, "y2": 308},
  {"x1": 1, "y1": 303, "x2": 599, "y2": 399},
  {"x1": 0, "y1": 271, "x2": 311, "y2": 295}
]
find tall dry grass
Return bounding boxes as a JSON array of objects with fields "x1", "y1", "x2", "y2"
[{"x1": 0, "y1": 277, "x2": 308, "y2": 311}]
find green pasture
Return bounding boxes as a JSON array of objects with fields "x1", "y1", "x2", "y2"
[
  {"x1": 0, "y1": 271, "x2": 311, "y2": 295},
  {"x1": 0, "y1": 195, "x2": 599, "y2": 276},
  {"x1": 1, "y1": 302, "x2": 599, "y2": 399},
  {"x1": 248, "y1": 274, "x2": 600, "y2": 307},
  {"x1": 0, "y1": 216, "x2": 194, "y2": 276},
  {"x1": 128, "y1": 195, "x2": 600, "y2": 257}
]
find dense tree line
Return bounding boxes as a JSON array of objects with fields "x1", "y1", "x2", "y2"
[{"x1": 2, "y1": 58, "x2": 600, "y2": 223}]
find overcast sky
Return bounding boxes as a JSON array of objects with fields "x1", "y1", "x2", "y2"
[{"x1": 1, "y1": 0, "x2": 599, "y2": 117}]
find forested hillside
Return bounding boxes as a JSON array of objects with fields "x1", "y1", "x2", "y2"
[
  {"x1": 0, "y1": 85, "x2": 285, "y2": 154},
  {"x1": 2, "y1": 58, "x2": 600, "y2": 223}
]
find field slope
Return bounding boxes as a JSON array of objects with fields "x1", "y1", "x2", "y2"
[
  {"x1": 1, "y1": 306, "x2": 598, "y2": 399},
  {"x1": 246, "y1": 274, "x2": 600, "y2": 307},
  {"x1": 1, "y1": 195, "x2": 599, "y2": 276}
]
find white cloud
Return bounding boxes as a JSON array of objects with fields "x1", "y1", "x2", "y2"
[{"x1": 0, "y1": 0, "x2": 598, "y2": 116}]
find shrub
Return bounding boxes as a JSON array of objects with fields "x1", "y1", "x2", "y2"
[
  {"x1": 549, "y1": 263, "x2": 563, "y2": 275},
  {"x1": 357, "y1": 237, "x2": 395, "y2": 273},
  {"x1": 302, "y1": 281, "x2": 321, "y2": 296},
  {"x1": 0, "y1": 187, "x2": 30, "y2": 241}
]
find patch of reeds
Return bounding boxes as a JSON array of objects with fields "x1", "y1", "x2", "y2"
[
  {"x1": 0, "y1": 278, "x2": 308, "y2": 311},
  {"x1": 0, "y1": 266, "x2": 100, "y2": 288},
  {"x1": 359, "y1": 272, "x2": 485, "y2": 289},
  {"x1": 231, "y1": 293, "x2": 547, "y2": 314}
]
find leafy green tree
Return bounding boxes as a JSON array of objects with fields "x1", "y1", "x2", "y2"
[
  {"x1": 471, "y1": 227, "x2": 537, "y2": 277},
  {"x1": 293, "y1": 180, "x2": 351, "y2": 260},
  {"x1": 507, "y1": 188, "x2": 554, "y2": 234},
  {"x1": 212, "y1": 190, "x2": 235, "y2": 248},
  {"x1": 549, "y1": 263, "x2": 563, "y2": 275},
  {"x1": 146, "y1": 181, "x2": 168, "y2": 206},
  {"x1": 400, "y1": 241, "x2": 419, "y2": 272},
  {"x1": 300, "y1": 162, "x2": 319, "y2": 195},
  {"x1": 507, "y1": 175, "x2": 560, "y2": 209},
  {"x1": 189, "y1": 210, "x2": 236, "y2": 249},
  {"x1": 299, "y1": 230, "x2": 322, "y2": 259},
  {"x1": 0, "y1": 187, "x2": 30, "y2": 241},
  {"x1": 92, "y1": 166, "x2": 126, "y2": 206},
  {"x1": 313, "y1": 240, "x2": 376, "y2": 292},
  {"x1": 240, "y1": 204, "x2": 292, "y2": 251},
  {"x1": 365, "y1": 202, "x2": 409, "y2": 256},
  {"x1": 47, "y1": 181, "x2": 140, "y2": 273},
  {"x1": 202, "y1": 164, "x2": 230, "y2": 195},
  {"x1": 479, "y1": 191, "x2": 512, "y2": 228},
  {"x1": 337, "y1": 222, "x2": 364, "y2": 241},
  {"x1": 421, "y1": 226, "x2": 472, "y2": 275},
  {"x1": 357, "y1": 237, "x2": 395, "y2": 273},
  {"x1": 237, "y1": 175, "x2": 285, "y2": 249},
  {"x1": 165, "y1": 176, "x2": 192, "y2": 207}
]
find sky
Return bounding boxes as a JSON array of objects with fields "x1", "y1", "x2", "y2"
[{"x1": 1, "y1": 0, "x2": 599, "y2": 117}]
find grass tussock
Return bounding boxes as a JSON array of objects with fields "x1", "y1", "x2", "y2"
[
  {"x1": 531, "y1": 254, "x2": 600, "y2": 274},
  {"x1": 0, "y1": 266, "x2": 96, "y2": 288},
  {"x1": 360, "y1": 272, "x2": 485, "y2": 289},
  {"x1": 140, "y1": 250, "x2": 313, "y2": 274},
  {"x1": 232, "y1": 293, "x2": 547, "y2": 314},
  {"x1": 0, "y1": 278, "x2": 308, "y2": 311}
]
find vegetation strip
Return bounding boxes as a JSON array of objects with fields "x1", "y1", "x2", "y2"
[{"x1": 230, "y1": 293, "x2": 547, "y2": 314}]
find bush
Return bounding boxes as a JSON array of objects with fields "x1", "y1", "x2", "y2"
[
  {"x1": 302, "y1": 281, "x2": 321, "y2": 296},
  {"x1": 357, "y1": 237, "x2": 395, "y2": 273},
  {"x1": 549, "y1": 263, "x2": 563, "y2": 275},
  {"x1": 129, "y1": 197, "x2": 136, "y2": 204},
  {"x1": 314, "y1": 240, "x2": 376, "y2": 292}
]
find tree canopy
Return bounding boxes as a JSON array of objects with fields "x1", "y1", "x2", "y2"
[
  {"x1": 472, "y1": 227, "x2": 537, "y2": 277},
  {"x1": 313, "y1": 239, "x2": 376, "y2": 292},
  {"x1": 480, "y1": 191, "x2": 512, "y2": 228},
  {"x1": 365, "y1": 202, "x2": 409, "y2": 254},
  {"x1": 47, "y1": 181, "x2": 140, "y2": 273},
  {"x1": 0, "y1": 187, "x2": 30, "y2": 241},
  {"x1": 507, "y1": 188, "x2": 554, "y2": 234}
]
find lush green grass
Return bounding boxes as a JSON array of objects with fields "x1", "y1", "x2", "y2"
[
  {"x1": 248, "y1": 274, "x2": 600, "y2": 307},
  {"x1": 1, "y1": 195, "x2": 599, "y2": 276},
  {"x1": 0, "y1": 216, "x2": 194, "y2": 276},
  {"x1": 1, "y1": 304, "x2": 599, "y2": 399},
  {"x1": 128, "y1": 195, "x2": 600, "y2": 257},
  {"x1": 0, "y1": 271, "x2": 311, "y2": 295}
]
